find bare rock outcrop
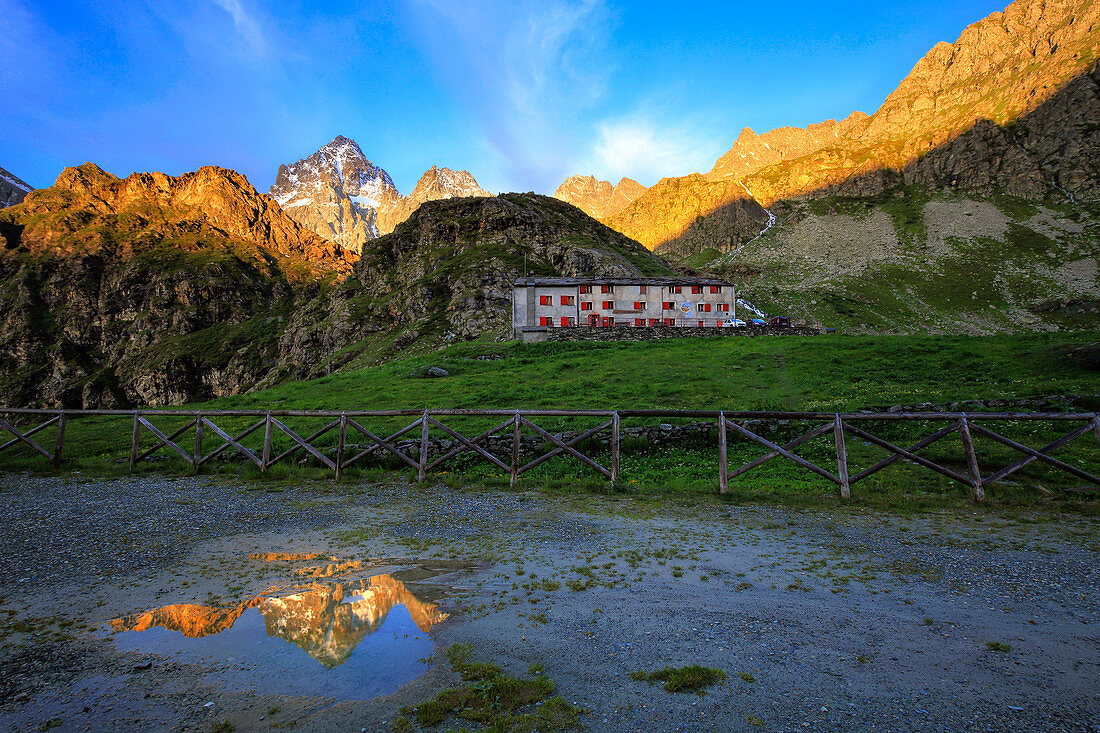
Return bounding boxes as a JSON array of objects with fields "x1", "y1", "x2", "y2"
[{"x1": 553, "y1": 175, "x2": 647, "y2": 220}]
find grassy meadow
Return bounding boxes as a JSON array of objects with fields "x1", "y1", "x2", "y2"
[{"x1": 2, "y1": 332, "x2": 1098, "y2": 511}]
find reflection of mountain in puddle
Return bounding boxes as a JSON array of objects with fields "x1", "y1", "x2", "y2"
[{"x1": 110, "y1": 574, "x2": 447, "y2": 668}]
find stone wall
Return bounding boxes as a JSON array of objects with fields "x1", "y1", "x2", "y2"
[{"x1": 546, "y1": 325, "x2": 820, "y2": 342}]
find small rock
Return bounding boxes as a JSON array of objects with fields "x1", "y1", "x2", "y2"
[
  {"x1": 426, "y1": 366, "x2": 449, "y2": 377},
  {"x1": 133, "y1": 662, "x2": 153, "y2": 671}
]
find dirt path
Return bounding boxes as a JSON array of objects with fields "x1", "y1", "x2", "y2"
[{"x1": 0, "y1": 473, "x2": 1097, "y2": 732}]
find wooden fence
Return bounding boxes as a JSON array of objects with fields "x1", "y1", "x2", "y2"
[{"x1": 0, "y1": 407, "x2": 1098, "y2": 501}]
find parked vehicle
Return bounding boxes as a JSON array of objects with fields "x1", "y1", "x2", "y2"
[
  {"x1": 770, "y1": 316, "x2": 791, "y2": 328},
  {"x1": 721, "y1": 318, "x2": 747, "y2": 327},
  {"x1": 749, "y1": 318, "x2": 766, "y2": 327}
]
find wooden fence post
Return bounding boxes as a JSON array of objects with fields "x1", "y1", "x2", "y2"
[
  {"x1": 718, "y1": 412, "x2": 728, "y2": 494},
  {"x1": 834, "y1": 414, "x2": 850, "y2": 499},
  {"x1": 958, "y1": 415, "x2": 985, "y2": 502},
  {"x1": 335, "y1": 413, "x2": 347, "y2": 480},
  {"x1": 1093, "y1": 414, "x2": 1100, "y2": 447},
  {"x1": 510, "y1": 411, "x2": 520, "y2": 487},
  {"x1": 261, "y1": 412, "x2": 272, "y2": 473},
  {"x1": 193, "y1": 411, "x2": 203, "y2": 472},
  {"x1": 51, "y1": 411, "x2": 66, "y2": 469},
  {"x1": 418, "y1": 409, "x2": 429, "y2": 483},
  {"x1": 611, "y1": 411, "x2": 620, "y2": 485},
  {"x1": 129, "y1": 412, "x2": 141, "y2": 470}
]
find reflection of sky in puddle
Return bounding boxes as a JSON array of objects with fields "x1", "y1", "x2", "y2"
[
  {"x1": 108, "y1": 572, "x2": 451, "y2": 701},
  {"x1": 112, "y1": 604, "x2": 433, "y2": 700}
]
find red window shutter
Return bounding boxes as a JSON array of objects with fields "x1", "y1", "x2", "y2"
[
  {"x1": 603, "y1": 300, "x2": 613, "y2": 309},
  {"x1": 539, "y1": 295, "x2": 550, "y2": 306},
  {"x1": 639, "y1": 285, "x2": 647, "y2": 294},
  {"x1": 633, "y1": 301, "x2": 643, "y2": 310},
  {"x1": 698, "y1": 320, "x2": 704, "y2": 327},
  {"x1": 710, "y1": 286, "x2": 719, "y2": 293},
  {"x1": 561, "y1": 317, "x2": 569, "y2": 327},
  {"x1": 673, "y1": 286, "x2": 681, "y2": 294}
]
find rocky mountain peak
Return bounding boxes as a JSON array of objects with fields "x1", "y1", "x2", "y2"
[
  {"x1": 0, "y1": 166, "x2": 33, "y2": 209},
  {"x1": 7, "y1": 163, "x2": 354, "y2": 274},
  {"x1": 409, "y1": 166, "x2": 490, "y2": 203},
  {"x1": 269, "y1": 138, "x2": 492, "y2": 252},
  {"x1": 553, "y1": 174, "x2": 647, "y2": 220}
]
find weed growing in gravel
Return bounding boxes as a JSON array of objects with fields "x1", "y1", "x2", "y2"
[
  {"x1": 747, "y1": 714, "x2": 765, "y2": 727},
  {"x1": 631, "y1": 665, "x2": 727, "y2": 694},
  {"x1": 986, "y1": 641, "x2": 1012, "y2": 652},
  {"x1": 738, "y1": 671, "x2": 755, "y2": 682},
  {"x1": 400, "y1": 643, "x2": 583, "y2": 730}
]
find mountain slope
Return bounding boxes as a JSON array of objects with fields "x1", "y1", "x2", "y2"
[
  {"x1": 261, "y1": 193, "x2": 675, "y2": 385},
  {"x1": 0, "y1": 166, "x2": 32, "y2": 209},
  {"x1": 553, "y1": 175, "x2": 647, "y2": 219},
  {"x1": 270, "y1": 137, "x2": 492, "y2": 252},
  {"x1": 0, "y1": 164, "x2": 354, "y2": 407},
  {"x1": 0, "y1": 176, "x2": 671, "y2": 407},
  {"x1": 711, "y1": 191, "x2": 1100, "y2": 334},
  {"x1": 609, "y1": 0, "x2": 1100, "y2": 255}
]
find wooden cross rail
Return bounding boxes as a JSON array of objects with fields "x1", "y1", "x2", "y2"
[{"x1": 0, "y1": 408, "x2": 1097, "y2": 502}]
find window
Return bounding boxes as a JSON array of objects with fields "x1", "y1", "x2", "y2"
[
  {"x1": 701, "y1": 303, "x2": 712, "y2": 313},
  {"x1": 539, "y1": 295, "x2": 551, "y2": 306},
  {"x1": 579, "y1": 285, "x2": 591, "y2": 294},
  {"x1": 698, "y1": 320, "x2": 705, "y2": 327},
  {"x1": 710, "y1": 285, "x2": 721, "y2": 294},
  {"x1": 602, "y1": 300, "x2": 614, "y2": 310},
  {"x1": 539, "y1": 316, "x2": 551, "y2": 326},
  {"x1": 639, "y1": 285, "x2": 647, "y2": 294},
  {"x1": 561, "y1": 316, "x2": 575, "y2": 327},
  {"x1": 671, "y1": 286, "x2": 682, "y2": 294},
  {"x1": 560, "y1": 295, "x2": 575, "y2": 306},
  {"x1": 664, "y1": 318, "x2": 674, "y2": 326},
  {"x1": 663, "y1": 301, "x2": 675, "y2": 310},
  {"x1": 633, "y1": 301, "x2": 644, "y2": 310},
  {"x1": 717, "y1": 303, "x2": 730, "y2": 312},
  {"x1": 634, "y1": 318, "x2": 645, "y2": 327},
  {"x1": 691, "y1": 285, "x2": 702, "y2": 294},
  {"x1": 649, "y1": 318, "x2": 660, "y2": 326},
  {"x1": 600, "y1": 284, "x2": 613, "y2": 294},
  {"x1": 581, "y1": 302, "x2": 593, "y2": 311}
]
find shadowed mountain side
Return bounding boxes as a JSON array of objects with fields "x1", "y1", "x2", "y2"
[{"x1": 254, "y1": 193, "x2": 676, "y2": 387}]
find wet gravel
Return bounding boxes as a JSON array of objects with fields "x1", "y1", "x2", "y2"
[{"x1": 0, "y1": 473, "x2": 346, "y2": 588}]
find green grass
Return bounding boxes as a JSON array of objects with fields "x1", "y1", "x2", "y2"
[
  {"x1": 400, "y1": 643, "x2": 583, "y2": 730},
  {"x1": 3, "y1": 332, "x2": 1098, "y2": 511},
  {"x1": 630, "y1": 665, "x2": 727, "y2": 693}
]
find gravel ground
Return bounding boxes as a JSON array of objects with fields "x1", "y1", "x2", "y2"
[{"x1": 0, "y1": 472, "x2": 1097, "y2": 732}]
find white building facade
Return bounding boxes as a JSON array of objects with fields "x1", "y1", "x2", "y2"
[{"x1": 512, "y1": 277, "x2": 738, "y2": 336}]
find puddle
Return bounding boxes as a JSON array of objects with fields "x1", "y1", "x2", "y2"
[{"x1": 105, "y1": 560, "x2": 472, "y2": 700}]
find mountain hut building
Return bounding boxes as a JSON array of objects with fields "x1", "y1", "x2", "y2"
[{"x1": 512, "y1": 277, "x2": 737, "y2": 340}]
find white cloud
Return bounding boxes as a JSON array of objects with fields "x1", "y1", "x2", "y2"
[
  {"x1": 408, "y1": 0, "x2": 614, "y2": 192},
  {"x1": 587, "y1": 115, "x2": 716, "y2": 186},
  {"x1": 212, "y1": 0, "x2": 270, "y2": 59}
]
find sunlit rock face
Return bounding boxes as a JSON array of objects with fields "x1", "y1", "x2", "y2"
[
  {"x1": 605, "y1": 0, "x2": 1100, "y2": 255},
  {"x1": 109, "y1": 574, "x2": 447, "y2": 668},
  {"x1": 269, "y1": 137, "x2": 490, "y2": 253},
  {"x1": 260, "y1": 576, "x2": 448, "y2": 667},
  {"x1": 552, "y1": 175, "x2": 646, "y2": 220}
]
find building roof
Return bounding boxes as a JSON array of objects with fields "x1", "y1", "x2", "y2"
[{"x1": 513, "y1": 276, "x2": 734, "y2": 287}]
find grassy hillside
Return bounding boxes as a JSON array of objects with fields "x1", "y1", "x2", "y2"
[
  {"x1": 706, "y1": 191, "x2": 1100, "y2": 333},
  {"x1": 4, "y1": 333, "x2": 1098, "y2": 511}
]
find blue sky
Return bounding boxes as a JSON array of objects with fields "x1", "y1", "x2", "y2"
[{"x1": 1, "y1": 0, "x2": 1008, "y2": 196}]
